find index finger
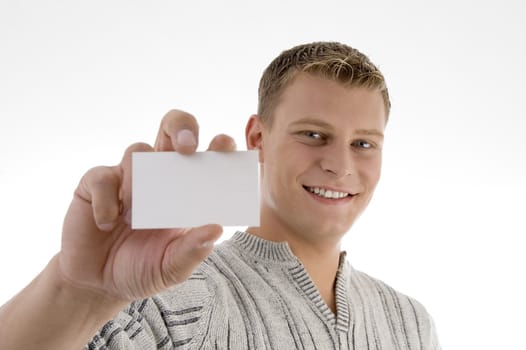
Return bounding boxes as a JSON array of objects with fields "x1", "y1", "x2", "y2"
[{"x1": 154, "y1": 109, "x2": 200, "y2": 154}]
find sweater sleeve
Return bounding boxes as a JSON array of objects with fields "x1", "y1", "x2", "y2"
[
  {"x1": 84, "y1": 272, "x2": 214, "y2": 350},
  {"x1": 430, "y1": 315, "x2": 442, "y2": 350},
  {"x1": 408, "y1": 297, "x2": 442, "y2": 350}
]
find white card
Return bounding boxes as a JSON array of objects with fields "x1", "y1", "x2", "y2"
[{"x1": 132, "y1": 151, "x2": 260, "y2": 229}]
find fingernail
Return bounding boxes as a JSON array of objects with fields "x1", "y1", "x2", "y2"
[
  {"x1": 176, "y1": 129, "x2": 197, "y2": 147},
  {"x1": 201, "y1": 240, "x2": 215, "y2": 249}
]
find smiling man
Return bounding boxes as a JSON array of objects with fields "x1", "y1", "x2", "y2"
[
  {"x1": 0, "y1": 42, "x2": 441, "y2": 349},
  {"x1": 245, "y1": 73, "x2": 387, "y2": 314}
]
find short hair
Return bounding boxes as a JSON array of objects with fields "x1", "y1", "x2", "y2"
[{"x1": 257, "y1": 42, "x2": 391, "y2": 127}]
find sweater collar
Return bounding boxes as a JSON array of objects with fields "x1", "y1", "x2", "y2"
[
  {"x1": 229, "y1": 231, "x2": 351, "y2": 330},
  {"x1": 229, "y1": 231, "x2": 348, "y2": 268},
  {"x1": 229, "y1": 231, "x2": 298, "y2": 262},
  {"x1": 230, "y1": 231, "x2": 351, "y2": 329}
]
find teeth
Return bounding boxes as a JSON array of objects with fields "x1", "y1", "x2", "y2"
[{"x1": 307, "y1": 186, "x2": 349, "y2": 199}]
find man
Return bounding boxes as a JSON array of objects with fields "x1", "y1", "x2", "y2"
[{"x1": 0, "y1": 42, "x2": 441, "y2": 349}]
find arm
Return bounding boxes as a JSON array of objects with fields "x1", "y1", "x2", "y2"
[
  {"x1": 0, "y1": 256, "x2": 128, "y2": 349},
  {"x1": 0, "y1": 110, "x2": 236, "y2": 349}
]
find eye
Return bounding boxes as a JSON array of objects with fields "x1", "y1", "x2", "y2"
[
  {"x1": 295, "y1": 130, "x2": 328, "y2": 145},
  {"x1": 303, "y1": 131, "x2": 323, "y2": 139},
  {"x1": 352, "y1": 140, "x2": 373, "y2": 149},
  {"x1": 297, "y1": 130, "x2": 327, "y2": 141}
]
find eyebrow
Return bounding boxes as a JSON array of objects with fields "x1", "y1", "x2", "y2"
[
  {"x1": 290, "y1": 118, "x2": 384, "y2": 139},
  {"x1": 289, "y1": 118, "x2": 334, "y2": 130},
  {"x1": 354, "y1": 129, "x2": 384, "y2": 139}
]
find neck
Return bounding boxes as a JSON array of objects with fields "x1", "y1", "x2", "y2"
[{"x1": 246, "y1": 224, "x2": 342, "y2": 313}]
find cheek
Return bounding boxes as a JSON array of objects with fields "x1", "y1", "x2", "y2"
[
  {"x1": 261, "y1": 146, "x2": 305, "y2": 195},
  {"x1": 265, "y1": 140, "x2": 309, "y2": 172},
  {"x1": 358, "y1": 156, "x2": 382, "y2": 186}
]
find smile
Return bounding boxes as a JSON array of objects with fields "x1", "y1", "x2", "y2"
[{"x1": 303, "y1": 186, "x2": 351, "y2": 199}]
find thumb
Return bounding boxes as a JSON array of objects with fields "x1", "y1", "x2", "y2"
[{"x1": 161, "y1": 224, "x2": 222, "y2": 287}]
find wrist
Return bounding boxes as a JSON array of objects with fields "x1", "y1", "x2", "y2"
[
  {"x1": 0, "y1": 255, "x2": 129, "y2": 349},
  {"x1": 49, "y1": 254, "x2": 129, "y2": 324}
]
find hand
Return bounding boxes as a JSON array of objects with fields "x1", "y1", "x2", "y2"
[{"x1": 58, "y1": 110, "x2": 236, "y2": 302}]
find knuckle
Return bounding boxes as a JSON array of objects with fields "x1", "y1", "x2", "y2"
[
  {"x1": 165, "y1": 260, "x2": 193, "y2": 286},
  {"x1": 124, "y1": 142, "x2": 152, "y2": 155},
  {"x1": 211, "y1": 134, "x2": 236, "y2": 149},
  {"x1": 87, "y1": 166, "x2": 119, "y2": 187},
  {"x1": 96, "y1": 205, "x2": 120, "y2": 223},
  {"x1": 165, "y1": 109, "x2": 195, "y2": 120},
  {"x1": 164, "y1": 109, "x2": 198, "y2": 130},
  {"x1": 123, "y1": 142, "x2": 153, "y2": 163}
]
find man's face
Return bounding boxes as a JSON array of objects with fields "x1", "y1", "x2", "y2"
[{"x1": 247, "y1": 73, "x2": 386, "y2": 244}]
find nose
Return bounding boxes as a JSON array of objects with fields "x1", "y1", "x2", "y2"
[{"x1": 320, "y1": 142, "x2": 354, "y2": 178}]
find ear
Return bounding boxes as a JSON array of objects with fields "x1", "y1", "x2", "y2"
[{"x1": 245, "y1": 114, "x2": 265, "y2": 163}]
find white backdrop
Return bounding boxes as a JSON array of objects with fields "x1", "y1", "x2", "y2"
[{"x1": 1, "y1": 1, "x2": 525, "y2": 348}]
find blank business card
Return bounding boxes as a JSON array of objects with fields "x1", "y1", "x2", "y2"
[{"x1": 132, "y1": 151, "x2": 260, "y2": 229}]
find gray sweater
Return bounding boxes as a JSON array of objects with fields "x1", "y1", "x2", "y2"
[{"x1": 85, "y1": 231, "x2": 441, "y2": 349}]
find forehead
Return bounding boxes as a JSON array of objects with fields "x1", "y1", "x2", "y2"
[{"x1": 273, "y1": 73, "x2": 386, "y2": 129}]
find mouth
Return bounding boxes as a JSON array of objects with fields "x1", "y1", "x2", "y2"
[{"x1": 302, "y1": 185, "x2": 354, "y2": 200}]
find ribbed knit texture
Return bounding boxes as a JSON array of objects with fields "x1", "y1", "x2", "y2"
[{"x1": 85, "y1": 231, "x2": 441, "y2": 349}]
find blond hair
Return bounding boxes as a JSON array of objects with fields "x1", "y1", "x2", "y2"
[{"x1": 257, "y1": 42, "x2": 391, "y2": 126}]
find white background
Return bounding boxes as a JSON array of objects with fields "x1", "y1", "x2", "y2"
[{"x1": 1, "y1": 1, "x2": 525, "y2": 348}]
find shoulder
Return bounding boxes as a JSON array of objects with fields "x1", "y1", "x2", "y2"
[
  {"x1": 350, "y1": 267, "x2": 430, "y2": 317},
  {"x1": 348, "y1": 266, "x2": 441, "y2": 350}
]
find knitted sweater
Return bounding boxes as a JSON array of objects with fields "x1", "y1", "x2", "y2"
[{"x1": 85, "y1": 231, "x2": 441, "y2": 349}]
